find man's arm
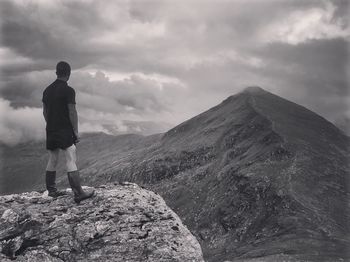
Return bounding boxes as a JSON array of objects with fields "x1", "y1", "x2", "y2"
[
  {"x1": 68, "y1": 103, "x2": 79, "y2": 142},
  {"x1": 43, "y1": 103, "x2": 48, "y2": 123}
]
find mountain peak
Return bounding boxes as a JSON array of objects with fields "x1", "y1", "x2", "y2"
[
  {"x1": 221, "y1": 86, "x2": 267, "y2": 104},
  {"x1": 163, "y1": 85, "x2": 349, "y2": 153},
  {"x1": 0, "y1": 183, "x2": 203, "y2": 261},
  {"x1": 241, "y1": 86, "x2": 266, "y2": 94}
]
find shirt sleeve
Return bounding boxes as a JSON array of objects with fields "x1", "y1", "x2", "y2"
[
  {"x1": 42, "y1": 90, "x2": 46, "y2": 104},
  {"x1": 66, "y1": 87, "x2": 76, "y2": 104}
]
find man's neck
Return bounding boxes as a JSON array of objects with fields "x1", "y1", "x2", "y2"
[{"x1": 57, "y1": 77, "x2": 69, "y2": 82}]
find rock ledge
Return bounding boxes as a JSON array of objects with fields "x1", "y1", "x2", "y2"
[{"x1": 0, "y1": 183, "x2": 203, "y2": 262}]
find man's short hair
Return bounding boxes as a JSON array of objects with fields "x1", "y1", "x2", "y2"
[{"x1": 56, "y1": 61, "x2": 71, "y2": 77}]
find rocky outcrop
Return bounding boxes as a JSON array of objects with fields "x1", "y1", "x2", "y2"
[{"x1": 0, "y1": 183, "x2": 203, "y2": 262}]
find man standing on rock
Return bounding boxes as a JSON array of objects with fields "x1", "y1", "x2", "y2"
[{"x1": 42, "y1": 61, "x2": 94, "y2": 203}]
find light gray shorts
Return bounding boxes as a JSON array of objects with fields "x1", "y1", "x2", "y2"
[{"x1": 46, "y1": 144, "x2": 77, "y2": 172}]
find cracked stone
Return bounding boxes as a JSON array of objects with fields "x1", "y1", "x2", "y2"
[{"x1": 0, "y1": 183, "x2": 203, "y2": 261}]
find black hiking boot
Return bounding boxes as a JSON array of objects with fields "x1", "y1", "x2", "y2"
[
  {"x1": 67, "y1": 171, "x2": 95, "y2": 204},
  {"x1": 46, "y1": 171, "x2": 67, "y2": 198}
]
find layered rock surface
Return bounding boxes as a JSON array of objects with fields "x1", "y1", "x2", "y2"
[{"x1": 0, "y1": 183, "x2": 203, "y2": 262}]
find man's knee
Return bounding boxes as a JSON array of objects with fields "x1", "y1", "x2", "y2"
[
  {"x1": 65, "y1": 145, "x2": 77, "y2": 172},
  {"x1": 46, "y1": 150, "x2": 59, "y2": 171}
]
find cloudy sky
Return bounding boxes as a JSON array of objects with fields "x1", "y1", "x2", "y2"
[{"x1": 0, "y1": 0, "x2": 349, "y2": 145}]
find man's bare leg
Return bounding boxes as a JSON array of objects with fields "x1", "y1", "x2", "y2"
[
  {"x1": 46, "y1": 149, "x2": 66, "y2": 197},
  {"x1": 65, "y1": 145, "x2": 94, "y2": 203}
]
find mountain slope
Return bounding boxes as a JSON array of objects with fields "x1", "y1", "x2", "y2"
[
  {"x1": 2, "y1": 87, "x2": 349, "y2": 261},
  {"x1": 75, "y1": 86, "x2": 349, "y2": 261}
]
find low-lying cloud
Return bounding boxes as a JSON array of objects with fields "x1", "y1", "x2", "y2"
[{"x1": 0, "y1": 98, "x2": 44, "y2": 145}]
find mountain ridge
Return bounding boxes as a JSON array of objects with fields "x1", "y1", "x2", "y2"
[{"x1": 246, "y1": 87, "x2": 348, "y2": 151}]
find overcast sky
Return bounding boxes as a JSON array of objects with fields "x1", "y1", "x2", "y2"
[{"x1": 0, "y1": 0, "x2": 349, "y2": 145}]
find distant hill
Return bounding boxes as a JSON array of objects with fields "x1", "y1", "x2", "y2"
[
  {"x1": 2, "y1": 86, "x2": 349, "y2": 261},
  {"x1": 0, "y1": 132, "x2": 159, "y2": 194},
  {"x1": 103, "y1": 120, "x2": 173, "y2": 136}
]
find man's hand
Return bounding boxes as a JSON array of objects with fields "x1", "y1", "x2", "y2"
[{"x1": 73, "y1": 131, "x2": 80, "y2": 144}]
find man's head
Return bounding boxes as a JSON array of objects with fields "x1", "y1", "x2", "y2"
[{"x1": 56, "y1": 61, "x2": 71, "y2": 81}]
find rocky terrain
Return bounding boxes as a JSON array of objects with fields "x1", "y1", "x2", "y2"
[
  {"x1": 2, "y1": 86, "x2": 349, "y2": 261},
  {"x1": 0, "y1": 183, "x2": 203, "y2": 261}
]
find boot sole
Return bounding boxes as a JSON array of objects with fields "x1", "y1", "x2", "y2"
[
  {"x1": 48, "y1": 192, "x2": 67, "y2": 198},
  {"x1": 74, "y1": 191, "x2": 95, "y2": 204}
]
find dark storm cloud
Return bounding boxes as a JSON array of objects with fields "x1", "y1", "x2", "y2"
[
  {"x1": 0, "y1": 0, "x2": 118, "y2": 70},
  {"x1": 0, "y1": 0, "x2": 328, "y2": 75},
  {"x1": 0, "y1": 70, "x2": 52, "y2": 108},
  {"x1": 70, "y1": 71, "x2": 171, "y2": 114},
  {"x1": 255, "y1": 39, "x2": 348, "y2": 92},
  {"x1": 244, "y1": 38, "x2": 349, "y2": 120},
  {"x1": 0, "y1": 0, "x2": 349, "y2": 144},
  {"x1": 0, "y1": 69, "x2": 173, "y2": 115}
]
